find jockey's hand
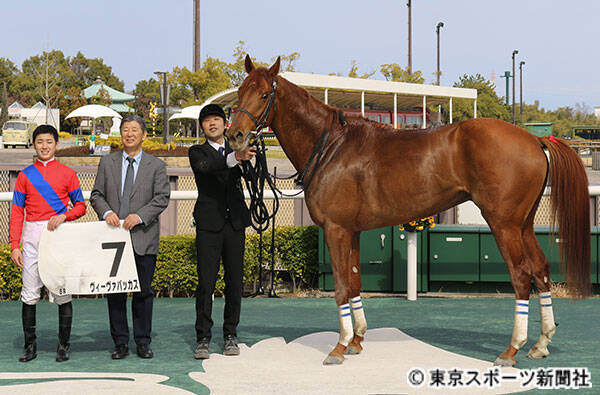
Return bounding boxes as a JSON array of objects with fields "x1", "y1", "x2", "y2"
[
  {"x1": 122, "y1": 214, "x2": 142, "y2": 230},
  {"x1": 105, "y1": 212, "x2": 121, "y2": 227},
  {"x1": 235, "y1": 146, "x2": 256, "y2": 162},
  {"x1": 47, "y1": 214, "x2": 66, "y2": 231},
  {"x1": 11, "y1": 249, "x2": 23, "y2": 269}
]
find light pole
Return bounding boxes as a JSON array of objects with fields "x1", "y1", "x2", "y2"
[
  {"x1": 519, "y1": 61, "x2": 525, "y2": 123},
  {"x1": 154, "y1": 71, "x2": 169, "y2": 143},
  {"x1": 407, "y1": 0, "x2": 412, "y2": 75},
  {"x1": 193, "y1": 0, "x2": 201, "y2": 71},
  {"x1": 512, "y1": 50, "x2": 518, "y2": 124},
  {"x1": 436, "y1": 22, "x2": 444, "y2": 86}
]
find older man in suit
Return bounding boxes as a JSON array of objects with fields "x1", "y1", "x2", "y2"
[{"x1": 90, "y1": 114, "x2": 170, "y2": 360}]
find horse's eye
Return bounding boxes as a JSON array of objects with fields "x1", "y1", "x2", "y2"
[{"x1": 261, "y1": 93, "x2": 268, "y2": 100}]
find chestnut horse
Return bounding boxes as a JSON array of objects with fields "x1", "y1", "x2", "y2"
[{"x1": 227, "y1": 56, "x2": 591, "y2": 366}]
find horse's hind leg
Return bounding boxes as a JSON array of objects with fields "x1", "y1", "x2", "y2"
[
  {"x1": 346, "y1": 232, "x2": 366, "y2": 355},
  {"x1": 523, "y1": 226, "x2": 557, "y2": 359},
  {"x1": 489, "y1": 225, "x2": 533, "y2": 367},
  {"x1": 322, "y1": 223, "x2": 357, "y2": 365}
]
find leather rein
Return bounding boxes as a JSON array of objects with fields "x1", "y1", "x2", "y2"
[{"x1": 232, "y1": 75, "x2": 345, "y2": 230}]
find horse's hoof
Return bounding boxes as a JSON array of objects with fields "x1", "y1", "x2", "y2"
[
  {"x1": 527, "y1": 345, "x2": 549, "y2": 359},
  {"x1": 323, "y1": 354, "x2": 344, "y2": 365},
  {"x1": 493, "y1": 357, "x2": 515, "y2": 367},
  {"x1": 345, "y1": 345, "x2": 362, "y2": 355}
]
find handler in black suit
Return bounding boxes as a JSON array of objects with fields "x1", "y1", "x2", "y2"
[
  {"x1": 188, "y1": 104, "x2": 255, "y2": 359},
  {"x1": 90, "y1": 115, "x2": 170, "y2": 360}
]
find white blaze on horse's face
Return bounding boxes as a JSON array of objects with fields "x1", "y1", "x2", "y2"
[{"x1": 226, "y1": 55, "x2": 280, "y2": 151}]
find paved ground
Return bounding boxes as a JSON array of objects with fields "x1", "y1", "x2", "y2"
[{"x1": 0, "y1": 297, "x2": 596, "y2": 394}]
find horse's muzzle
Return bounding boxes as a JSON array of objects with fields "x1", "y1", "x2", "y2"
[{"x1": 227, "y1": 129, "x2": 251, "y2": 151}]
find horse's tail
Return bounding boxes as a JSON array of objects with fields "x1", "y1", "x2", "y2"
[{"x1": 539, "y1": 136, "x2": 591, "y2": 299}]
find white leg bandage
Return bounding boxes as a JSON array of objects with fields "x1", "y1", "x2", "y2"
[
  {"x1": 338, "y1": 303, "x2": 354, "y2": 346},
  {"x1": 535, "y1": 291, "x2": 556, "y2": 349},
  {"x1": 351, "y1": 296, "x2": 367, "y2": 337},
  {"x1": 538, "y1": 292, "x2": 555, "y2": 333},
  {"x1": 510, "y1": 299, "x2": 529, "y2": 350}
]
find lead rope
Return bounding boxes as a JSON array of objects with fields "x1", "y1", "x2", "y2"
[{"x1": 241, "y1": 136, "x2": 280, "y2": 232}]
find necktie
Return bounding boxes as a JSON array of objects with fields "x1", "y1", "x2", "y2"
[
  {"x1": 218, "y1": 146, "x2": 225, "y2": 156},
  {"x1": 119, "y1": 156, "x2": 135, "y2": 219}
]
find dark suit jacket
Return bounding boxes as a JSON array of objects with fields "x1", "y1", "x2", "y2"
[
  {"x1": 188, "y1": 141, "x2": 250, "y2": 231},
  {"x1": 90, "y1": 151, "x2": 170, "y2": 255}
]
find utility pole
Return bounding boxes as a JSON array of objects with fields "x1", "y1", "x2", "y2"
[
  {"x1": 436, "y1": 22, "x2": 444, "y2": 85},
  {"x1": 407, "y1": 0, "x2": 412, "y2": 75},
  {"x1": 519, "y1": 61, "x2": 525, "y2": 122},
  {"x1": 500, "y1": 71, "x2": 511, "y2": 105},
  {"x1": 154, "y1": 71, "x2": 170, "y2": 143},
  {"x1": 512, "y1": 50, "x2": 518, "y2": 124},
  {"x1": 193, "y1": 0, "x2": 201, "y2": 72}
]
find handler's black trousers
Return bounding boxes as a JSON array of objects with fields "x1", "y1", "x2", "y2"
[
  {"x1": 107, "y1": 253, "x2": 156, "y2": 346},
  {"x1": 195, "y1": 221, "x2": 245, "y2": 341}
]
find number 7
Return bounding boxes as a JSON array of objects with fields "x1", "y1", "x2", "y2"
[{"x1": 102, "y1": 242, "x2": 126, "y2": 277}]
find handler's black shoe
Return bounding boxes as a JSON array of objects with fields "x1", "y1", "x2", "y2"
[
  {"x1": 194, "y1": 337, "x2": 210, "y2": 359},
  {"x1": 136, "y1": 344, "x2": 153, "y2": 359},
  {"x1": 18, "y1": 343, "x2": 37, "y2": 362},
  {"x1": 111, "y1": 344, "x2": 129, "y2": 360},
  {"x1": 56, "y1": 343, "x2": 70, "y2": 362},
  {"x1": 223, "y1": 335, "x2": 240, "y2": 356}
]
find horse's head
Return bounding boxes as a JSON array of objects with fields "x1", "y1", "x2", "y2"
[{"x1": 226, "y1": 55, "x2": 280, "y2": 151}]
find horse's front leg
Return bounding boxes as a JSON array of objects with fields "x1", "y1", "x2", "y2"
[
  {"x1": 322, "y1": 225, "x2": 359, "y2": 365},
  {"x1": 346, "y1": 232, "x2": 366, "y2": 355}
]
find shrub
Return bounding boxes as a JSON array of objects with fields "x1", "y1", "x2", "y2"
[
  {"x1": 0, "y1": 226, "x2": 318, "y2": 300},
  {"x1": 0, "y1": 245, "x2": 23, "y2": 301}
]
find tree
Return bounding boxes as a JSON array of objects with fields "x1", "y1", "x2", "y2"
[
  {"x1": 12, "y1": 50, "x2": 72, "y2": 110},
  {"x1": 347, "y1": 60, "x2": 375, "y2": 79},
  {"x1": 226, "y1": 41, "x2": 268, "y2": 86},
  {"x1": 67, "y1": 51, "x2": 124, "y2": 90},
  {"x1": 134, "y1": 78, "x2": 159, "y2": 122},
  {"x1": 445, "y1": 74, "x2": 510, "y2": 123},
  {"x1": 0, "y1": 82, "x2": 8, "y2": 128},
  {"x1": 170, "y1": 57, "x2": 232, "y2": 105},
  {"x1": 58, "y1": 87, "x2": 87, "y2": 132},
  {"x1": 380, "y1": 63, "x2": 424, "y2": 83},
  {"x1": 0, "y1": 57, "x2": 17, "y2": 126},
  {"x1": 275, "y1": 52, "x2": 300, "y2": 72}
]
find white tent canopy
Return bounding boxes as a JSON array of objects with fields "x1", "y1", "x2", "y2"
[
  {"x1": 65, "y1": 104, "x2": 123, "y2": 136},
  {"x1": 168, "y1": 105, "x2": 204, "y2": 143},
  {"x1": 65, "y1": 104, "x2": 122, "y2": 120},
  {"x1": 168, "y1": 105, "x2": 203, "y2": 122}
]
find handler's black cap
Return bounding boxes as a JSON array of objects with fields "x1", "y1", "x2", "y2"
[{"x1": 199, "y1": 104, "x2": 226, "y2": 123}]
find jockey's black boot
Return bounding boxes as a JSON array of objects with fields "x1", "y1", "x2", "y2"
[
  {"x1": 19, "y1": 303, "x2": 37, "y2": 362},
  {"x1": 56, "y1": 302, "x2": 72, "y2": 362}
]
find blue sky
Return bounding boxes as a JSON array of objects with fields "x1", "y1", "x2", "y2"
[{"x1": 2, "y1": 0, "x2": 599, "y2": 110}]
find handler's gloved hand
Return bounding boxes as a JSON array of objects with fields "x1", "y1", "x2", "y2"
[{"x1": 235, "y1": 146, "x2": 257, "y2": 162}]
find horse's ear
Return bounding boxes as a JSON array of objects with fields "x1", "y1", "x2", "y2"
[
  {"x1": 268, "y1": 56, "x2": 281, "y2": 76},
  {"x1": 245, "y1": 55, "x2": 255, "y2": 74}
]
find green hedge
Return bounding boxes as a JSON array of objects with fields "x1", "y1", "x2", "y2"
[{"x1": 0, "y1": 226, "x2": 318, "y2": 300}]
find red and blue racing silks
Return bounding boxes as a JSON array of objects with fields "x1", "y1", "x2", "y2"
[{"x1": 10, "y1": 159, "x2": 86, "y2": 250}]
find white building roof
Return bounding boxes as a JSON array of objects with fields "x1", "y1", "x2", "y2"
[{"x1": 200, "y1": 72, "x2": 477, "y2": 111}]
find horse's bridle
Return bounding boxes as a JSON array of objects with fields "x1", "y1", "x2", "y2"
[{"x1": 235, "y1": 75, "x2": 277, "y2": 138}]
